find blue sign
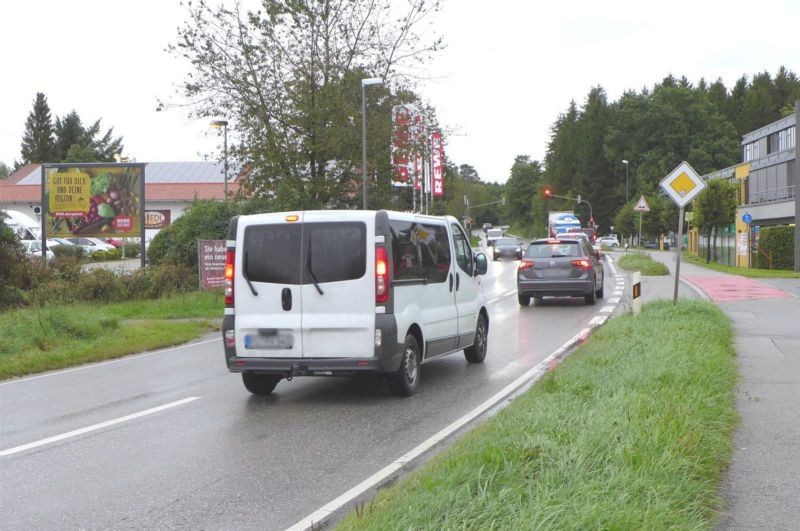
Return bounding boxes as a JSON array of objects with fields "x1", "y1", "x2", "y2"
[{"x1": 742, "y1": 213, "x2": 752, "y2": 224}]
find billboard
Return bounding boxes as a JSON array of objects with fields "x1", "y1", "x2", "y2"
[
  {"x1": 431, "y1": 131, "x2": 444, "y2": 197},
  {"x1": 198, "y1": 239, "x2": 227, "y2": 290},
  {"x1": 42, "y1": 164, "x2": 144, "y2": 238}
]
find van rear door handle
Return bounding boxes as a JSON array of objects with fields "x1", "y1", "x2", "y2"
[
  {"x1": 448, "y1": 273, "x2": 453, "y2": 292},
  {"x1": 281, "y1": 288, "x2": 292, "y2": 311},
  {"x1": 456, "y1": 272, "x2": 460, "y2": 291}
]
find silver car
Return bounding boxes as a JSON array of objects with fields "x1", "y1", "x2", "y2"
[{"x1": 517, "y1": 238, "x2": 604, "y2": 306}]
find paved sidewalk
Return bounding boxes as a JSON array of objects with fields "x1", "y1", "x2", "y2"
[{"x1": 625, "y1": 250, "x2": 800, "y2": 530}]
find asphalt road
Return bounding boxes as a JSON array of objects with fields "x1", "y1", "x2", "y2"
[{"x1": 1, "y1": 255, "x2": 618, "y2": 530}]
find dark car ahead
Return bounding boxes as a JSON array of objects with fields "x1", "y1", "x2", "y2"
[
  {"x1": 517, "y1": 238, "x2": 604, "y2": 306},
  {"x1": 493, "y1": 237, "x2": 522, "y2": 260}
]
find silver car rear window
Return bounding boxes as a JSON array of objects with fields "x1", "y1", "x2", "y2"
[{"x1": 526, "y1": 242, "x2": 581, "y2": 258}]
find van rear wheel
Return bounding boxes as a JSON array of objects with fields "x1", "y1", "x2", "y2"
[
  {"x1": 242, "y1": 372, "x2": 281, "y2": 395},
  {"x1": 387, "y1": 335, "x2": 420, "y2": 397},
  {"x1": 464, "y1": 315, "x2": 487, "y2": 364}
]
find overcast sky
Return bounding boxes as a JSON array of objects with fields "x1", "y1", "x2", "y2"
[{"x1": 2, "y1": 0, "x2": 799, "y2": 183}]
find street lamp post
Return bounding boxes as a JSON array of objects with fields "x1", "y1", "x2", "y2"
[
  {"x1": 621, "y1": 159, "x2": 629, "y2": 203},
  {"x1": 211, "y1": 120, "x2": 229, "y2": 200},
  {"x1": 361, "y1": 78, "x2": 383, "y2": 209}
]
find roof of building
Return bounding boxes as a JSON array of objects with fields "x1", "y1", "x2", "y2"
[{"x1": 0, "y1": 162, "x2": 242, "y2": 203}]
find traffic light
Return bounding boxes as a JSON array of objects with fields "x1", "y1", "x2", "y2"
[{"x1": 543, "y1": 187, "x2": 552, "y2": 199}]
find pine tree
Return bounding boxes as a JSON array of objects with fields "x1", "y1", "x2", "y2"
[{"x1": 19, "y1": 93, "x2": 55, "y2": 164}]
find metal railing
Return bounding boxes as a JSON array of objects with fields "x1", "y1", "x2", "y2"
[{"x1": 749, "y1": 184, "x2": 795, "y2": 205}]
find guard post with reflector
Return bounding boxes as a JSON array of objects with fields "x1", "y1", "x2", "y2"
[{"x1": 631, "y1": 271, "x2": 642, "y2": 315}]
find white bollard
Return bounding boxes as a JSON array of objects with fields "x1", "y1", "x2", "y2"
[{"x1": 632, "y1": 271, "x2": 642, "y2": 315}]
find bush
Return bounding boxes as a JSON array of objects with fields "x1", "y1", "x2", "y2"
[
  {"x1": 52, "y1": 244, "x2": 85, "y2": 259},
  {"x1": 757, "y1": 225, "x2": 795, "y2": 270},
  {"x1": 123, "y1": 241, "x2": 141, "y2": 258},
  {"x1": 91, "y1": 248, "x2": 122, "y2": 261},
  {"x1": 75, "y1": 269, "x2": 126, "y2": 302},
  {"x1": 147, "y1": 198, "x2": 276, "y2": 269},
  {"x1": 0, "y1": 214, "x2": 27, "y2": 309}
]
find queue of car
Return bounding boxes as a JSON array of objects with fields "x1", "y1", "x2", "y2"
[{"x1": 479, "y1": 224, "x2": 607, "y2": 309}]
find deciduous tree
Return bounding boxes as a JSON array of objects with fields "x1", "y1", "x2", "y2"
[{"x1": 167, "y1": 0, "x2": 442, "y2": 210}]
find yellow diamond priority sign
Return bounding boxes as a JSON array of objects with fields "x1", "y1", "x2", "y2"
[{"x1": 660, "y1": 161, "x2": 706, "y2": 207}]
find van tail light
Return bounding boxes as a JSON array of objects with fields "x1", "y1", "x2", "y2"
[
  {"x1": 519, "y1": 260, "x2": 535, "y2": 270},
  {"x1": 375, "y1": 245, "x2": 389, "y2": 304},
  {"x1": 224, "y1": 249, "x2": 235, "y2": 306},
  {"x1": 570, "y1": 259, "x2": 592, "y2": 271}
]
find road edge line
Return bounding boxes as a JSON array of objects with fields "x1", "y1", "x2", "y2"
[{"x1": 286, "y1": 320, "x2": 611, "y2": 531}]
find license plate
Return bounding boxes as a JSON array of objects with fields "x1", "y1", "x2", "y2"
[{"x1": 244, "y1": 330, "x2": 294, "y2": 349}]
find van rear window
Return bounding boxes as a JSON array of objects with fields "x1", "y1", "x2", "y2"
[{"x1": 243, "y1": 222, "x2": 366, "y2": 285}]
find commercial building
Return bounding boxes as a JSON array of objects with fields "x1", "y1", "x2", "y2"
[{"x1": 697, "y1": 101, "x2": 798, "y2": 270}]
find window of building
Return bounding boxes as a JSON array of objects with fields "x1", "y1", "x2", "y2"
[{"x1": 777, "y1": 126, "x2": 796, "y2": 152}]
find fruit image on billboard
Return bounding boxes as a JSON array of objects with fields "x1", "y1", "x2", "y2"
[{"x1": 43, "y1": 164, "x2": 144, "y2": 238}]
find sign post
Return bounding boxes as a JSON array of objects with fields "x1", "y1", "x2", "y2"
[{"x1": 659, "y1": 161, "x2": 706, "y2": 304}]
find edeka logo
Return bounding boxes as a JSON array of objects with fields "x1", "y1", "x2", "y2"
[{"x1": 145, "y1": 210, "x2": 171, "y2": 229}]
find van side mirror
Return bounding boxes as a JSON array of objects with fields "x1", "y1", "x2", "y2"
[{"x1": 474, "y1": 252, "x2": 488, "y2": 275}]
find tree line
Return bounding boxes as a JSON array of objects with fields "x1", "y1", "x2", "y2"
[
  {"x1": 498, "y1": 67, "x2": 800, "y2": 240},
  {"x1": 12, "y1": 92, "x2": 123, "y2": 169}
]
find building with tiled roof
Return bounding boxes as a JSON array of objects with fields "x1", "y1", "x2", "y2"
[{"x1": 1, "y1": 162, "x2": 242, "y2": 240}]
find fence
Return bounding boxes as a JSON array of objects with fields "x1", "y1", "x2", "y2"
[{"x1": 697, "y1": 224, "x2": 737, "y2": 267}]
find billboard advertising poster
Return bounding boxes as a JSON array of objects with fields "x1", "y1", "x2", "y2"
[
  {"x1": 42, "y1": 164, "x2": 144, "y2": 238},
  {"x1": 431, "y1": 131, "x2": 444, "y2": 197},
  {"x1": 198, "y1": 239, "x2": 227, "y2": 290}
]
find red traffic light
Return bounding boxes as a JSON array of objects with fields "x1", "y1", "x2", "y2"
[{"x1": 544, "y1": 188, "x2": 552, "y2": 198}]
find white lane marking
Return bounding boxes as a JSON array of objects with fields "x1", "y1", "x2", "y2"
[
  {"x1": 486, "y1": 291, "x2": 516, "y2": 305},
  {"x1": 0, "y1": 397, "x2": 201, "y2": 457},
  {"x1": 608, "y1": 297, "x2": 620, "y2": 304},
  {"x1": 286, "y1": 328, "x2": 591, "y2": 531},
  {"x1": 600, "y1": 305, "x2": 615, "y2": 313},
  {"x1": 0, "y1": 338, "x2": 221, "y2": 387},
  {"x1": 605, "y1": 258, "x2": 618, "y2": 276},
  {"x1": 589, "y1": 316, "x2": 606, "y2": 326}
]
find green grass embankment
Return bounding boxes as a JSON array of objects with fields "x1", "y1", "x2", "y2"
[
  {"x1": 338, "y1": 300, "x2": 737, "y2": 530},
  {"x1": 684, "y1": 253, "x2": 800, "y2": 278},
  {"x1": 0, "y1": 291, "x2": 222, "y2": 379},
  {"x1": 617, "y1": 252, "x2": 670, "y2": 275}
]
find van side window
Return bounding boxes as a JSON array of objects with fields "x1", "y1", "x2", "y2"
[
  {"x1": 451, "y1": 223, "x2": 473, "y2": 276},
  {"x1": 389, "y1": 220, "x2": 450, "y2": 283}
]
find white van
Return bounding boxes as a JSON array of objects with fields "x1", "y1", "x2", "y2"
[
  {"x1": 486, "y1": 228, "x2": 503, "y2": 246},
  {"x1": 222, "y1": 210, "x2": 490, "y2": 397}
]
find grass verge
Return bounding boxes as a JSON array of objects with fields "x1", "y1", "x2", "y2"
[
  {"x1": 684, "y1": 253, "x2": 800, "y2": 278},
  {"x1": 617, "y1": 252, "x2": 670, "y2": 275},
  {"x1": 0, "y1": 291, "x2": 222, "y2": 379},
  {"x1": 337, "y1": 300, "x2": 737, "y2": 530}
]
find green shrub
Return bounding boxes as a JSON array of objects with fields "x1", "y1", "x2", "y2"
[
  {"x1": 123, "y1": 241, "x2": 141, "y2": 258},
  {"x1": 75, "y1": 269, "x2": 126, "y2": 302},
  {"x1": 52, "y1": 244, "x2": 84, "y2": 259},
  {"x1": 91, "y1": 248, "x2": 122, "y2": 261},
  {"x1": 0, "y1": 214, "x2": 27, "y2": 309},
  {"x1": 147, "y1": 198, "x2": 276, "y2": 269},
  {"x1": 757, "y1": 225, "x2": 794, "y2": 270}
]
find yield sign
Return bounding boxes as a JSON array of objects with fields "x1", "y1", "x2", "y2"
[
  {"x1": 660, "y1": 161, "x2": 706, "y2": 207},
  {"x1": 633, "y1": 195, "x2": 650, "y2": 212}
]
